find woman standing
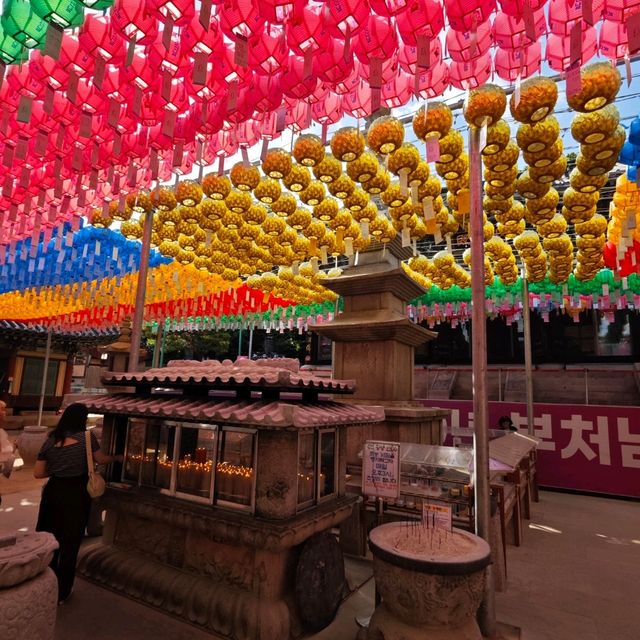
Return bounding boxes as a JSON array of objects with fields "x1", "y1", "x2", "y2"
[{"x1": 34, "y1": 403, "x2": 122, "y2": 603}]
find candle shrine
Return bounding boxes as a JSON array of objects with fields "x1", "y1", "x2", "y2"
[{"x1": 77, "y1": 358, "x2": 384, "y2": 640}]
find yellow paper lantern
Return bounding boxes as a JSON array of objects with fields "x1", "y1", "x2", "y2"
[
  {"x1": 483, "y1": 119, "x2": 511, "y2": 155},
  {"x1": 287, "y1": 207, "x2": 312, "y2": 230},
  {"x1": 571, "y1": 104, "x2": 620, "y2": 145},
  {"x1": 299, "y1": 181, "x2": 325, "y2": 206},
  {"x1": 179, "y1": 205, "x2": 199, "y2": 224},
  {"x1": 157, "y1": 208, "x2": 181, "y2": 227},
  {"x1": 433, "y1": 130, "x2": 462, "y2": 164},
  {"x1": 362, "y1": 169, "x2": 391, "y2": 194},
  {"x1": 262, "y1": 148, "x2": 293, "y2": 179},
  {"x1": 516, "y1": 170, "x2": 550, "y2": 199},
  {"x1": 388, "y1": 144, "x2": 421, "y2": 190},
  {"x1": 346, "y1": 151, "x2": 379, "y2": 183},
  {"x1": 150, "y1": 186, "x2": 177, "y2": 211},
  {"x1": 225, "y1": 189, "x2": 252, "y2": 213},
  {"x1": 175, "y1": 180, "x2": 203, "y2": 206},
  {"x1": 328, "y1": 174, "x2": 356, "y2": 199},
  {"x1": 202, "y1": 174, "x2": 231, "y2": 200},
  {"x1": 254, "y1": 177, "x2": 281, "y2": 204},
  {"x1": 516, "y1": 117, "x2": 560, "y2": 153},
  {"x1": 484, "y1": 141, "x2": 519, "y2": 172},
  {"x1": 529, "y1": 155, "x2": 568, "y2": 183},
  {"x1": 437, "y1": 154, "x2": 469, "y2": 180},
  {"x1": 313, "y1": 155, "x2": 342, "y2": 183},
  {"x1": 463, "y1": 84, "x2": 506, "y2": 127},
  {"x1": 563, "y1": 188, "x2": 599, "y2": 213},
  {"x1": 575, "y1": 214, "x2": 607, "y2": 239},
  {"x1": 526, "y1": 187, "x2": 560, "y2": 222},
  {"x1": 126, "y1": 190, "x2": 152, "y2": 214},
  {"x1": 566, "y1": 62, "x2": 621, "y2": 113},
  {"x1": 537, "y1": 214, "x2": 567, "y2": 238},
  {"x1": 283, "y1": 165, "x2": 311, "y2": 192},
  {"x1": 485, "y1": 182, "x2": 516, "y2": 201},
  {"x1": 367, "y1": 115, "x2": 405, "y2": 154},
  {"x1": 569, "y1": 169, "x2": 608, "y2": 194},
  {"x1": 330, "y1": 126, "x2": 365, "y2": 162},
  {"x1": 412, "y1": 102, "x2": 453, "y2": 140},
  {"x1": 344, "y1": 188, "x2": 370, "y2": 212},
  {"x1": 91, "y1": 206, "x2": 112, "y2": 228},
  {"x1": 576, "y1": 152, "x2": 617, "y2": 177},
  {"x1": 485, "y1": 165, "x2": 518, "y2": 187},
  {"x1": 523, "y1": 138, "x2": 563, "y2": 168},
  {"x1": 120, "y1": 220, "x2": 142, "y2": 239},
  {"x1": 313, "y1": 197, "x2": 340, "y2": 223},
  {"x1": 580, "y1": 126, "x2": 625, "y2": 161},
  {"x1": 271, "y1": 193, "x2": 297, "y2": 217},
  {"x1": 244, "y1": 204, "x2": 268, "y2": 226},
  {"x1": 158, "y1": 240, "x2": 179, "y2": 257},
  {"x1": 509, "y1": 76, "x2": 558, "y2": 124},
  {"x1": 381, "y1": 183, "x2": 408, "y2": 208},
  {"x1": 262, "y1": 216, "x2": 287, "y2": 237},
  {"x1": 293, "y1": 134, "x2": 325, "y2": 166}
]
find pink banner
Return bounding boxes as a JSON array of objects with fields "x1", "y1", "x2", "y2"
[{"x1": 422, "y1": 400, "x2": 640, "y2": 498}]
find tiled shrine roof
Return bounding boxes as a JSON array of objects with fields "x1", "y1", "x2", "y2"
[
  {"x1": 83, "y1": 393, "x2": 384, "y2": 429},
  {"x1": 102, "y1": 358, "x2": 355, "y2": 394}
]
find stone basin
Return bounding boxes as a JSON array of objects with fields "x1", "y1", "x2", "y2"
[{"x1": 366, "y1": 522, "x2": 491, "y2": 640}]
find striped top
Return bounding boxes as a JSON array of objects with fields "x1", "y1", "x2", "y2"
[{"x1": 37, "y1": 431, "x2": 100, "y2": 478}]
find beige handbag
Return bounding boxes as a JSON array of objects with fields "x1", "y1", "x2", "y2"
[{"x1": 85, "y1": 430, "x2": 106, "y2": 498}]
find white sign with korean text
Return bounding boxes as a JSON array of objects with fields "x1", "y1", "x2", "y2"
[
  {"x1": 363, "y1": 440, "x2": 401, "y2": 499},
  {"x1": 422, "y1": 503, "x2": 453, "y2": 531}
]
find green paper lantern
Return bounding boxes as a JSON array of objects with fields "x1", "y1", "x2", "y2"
[
  {"x1": 0, "y1": 23, "x2": 27, "y2": 63},
  {"x1": 1, "y1": 0, "x2": 48, "y2": 48},
  {"x1": 78, "y1": 0, "x2": 113, "y2": 9},
  {"x1": 30, "y1": 0, "x2": 84, "y2": 28}
]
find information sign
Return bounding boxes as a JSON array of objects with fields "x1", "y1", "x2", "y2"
[{"x1": 363, "y1": 441, "x2": 401, "y2": 499}]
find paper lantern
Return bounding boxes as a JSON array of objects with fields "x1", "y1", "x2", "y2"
[
  {"x1": 252, "y1": 177, "x2": 280, "y2": 204},
  {"x1": 493, "y1": 9, "x2": 546, "y2": 48},
  {"x1": 523, "y1": 139, "x2": 563, "y2": 169},
  {"x1": 529, "y1": 156, "x2": 568, "y2": 183},
  {"x1": 174, "y1": 180, "x2": 203, "y2": 207},
  {"x1": 91, "y1": 206, "x2": 112, "y2": 228},
  {"x1": 546, "y1": 28, "x2": 598, "y2": 72},
  {"x1": 580, "y1": 126, "x2": 625, "y2": 161},
  {"x1": 31, "y1": 0, "x2": 84, "y2": 28},
  {"x1": 396, "y1": 0, "x2": 444, "y2": 45},
  {"x1": 484, "y1": 141, "x2": 519, "y2": 172},
  {"x1": 111, "y1": 0, "x2": 158, "y2": 44},
  {"x1": 346, "y1": 152, "x2": 379, "y2": 184},
  {"x1": 297, "y1": 181, "x2": 324, "y2": 206},
  {"x1": 494, "y1": 44, "x2": 542, "y2": 82},
  {"x1": 446, "y1": 22, "x2": 491, "y2": 62},
  {"x1": 362, "y1": 170, "x2": 391, "y2": 195},
  {"x1": 271, "y1": 194, "x2": 297, "y2": 218},
  {"x1": 571, "y1": 105, "x2": 620, "y2": 149},
  {"x1": 121, "y1": 221, "x2": 144, "y2": 241},
  {"x1": 486, "y1": 182, "x2": 516, "y2": 201},
  {"x1": 575, "y1": 214, "x2": 608, "y2": 239},
  {"x1": 412, "y1": 102, "x2": 452, "y2": 141},
  {"x1": 604, "y1": 0, "x2": 640, "y2": 22},
  {"x1": 576, "y1": 152, "x2": 617, "y2": 176},
  {"x1": 367, "y1": 116, "x2": 405, "y2": 155},
  {"x1": 437, "y1": 154, "x2": 469, "y2": 181},
  {"x1": 485, "y1": 166, "x2": 518, "y2": 187},
  {"x1": 437, "y1": 130, "x2": 464, "y2": 163},
  {"x1": 283, "y1": 165, "x2": 311, "y2": 192},
  {"x1": 449, "y1": 53, "x2": 492, "y2": 91},
  {"x1": 517, "y1": 170, "x2": 550, "y2": 199},
  {"x1": 1, "y1": 0, "x2": 48, "y2": 48},
  {"x1": 398, "y1": 36, "x2": 443, "y2": 73},
  {"x1": 225, "y1": 189, "x2": 252, "y2": 214},
  {"x1": 463, "y1": 84, "x2": 507, "y2": 127},
  {"x1": 0, "y1": 24, "x2": 28, "y2": 64},
  {"x1": 202, "y1": 174, "x2": 231, "y2": 201},
  {"x1": 330, "y1": 127, "x2": 365, "y2": 162},
  {"x1": 150, "y1": 187, "x2": 177, "y2": 212},
  {"x1": 200, "y1": 198, "x2": 226, "y2": 222},
  {"x1": 293, "y1": 134, "x2": 325, "y2": 167},
  {"x1": 313, "y1": 38, "x2": 354, "y2": 84},
  {"x1": 310, "y1": 156, "x2": 340, "y2": 184},
  {"x1": 567, "y1": 62, "x2": 622, "y2": 113},
  {"x1": 261, "y1": 148, "x2": 292, "y2": 180},
  {"x1": 325, "y1": 0, "x2": 369, "y2": 35},
  {"x1": 413, "y1": 59, "x2": 450, "y2": 100},
  {"x1": 563, "y1": 188, "x2": 600, "y2": 213},
  {"x1": 445, "y1": 0, "x2": 495, "y2": 32},
  {"x1": 538, "y1": 214, "x2": 568, "y2": 239},
  {"x1": 569, "y1": 169, "x2": 608, "y2": 194},
  {"x1": 328, "y1": 174, "x2": 356, "y2": 199},
  {"x1": 353, "y1": 14, "x2": 398, "y2": 64},
  {"x1": 230, "y1": 162, "x2": 260, "y2": 191},
  {"x1": 343, "y1": 188, "x2": 369, "y2": 212},
  {"x1": 516, "y1": 117, "x2": 560, "y2": 153},
  {"x1": 509, "y1": 77, "x2": 558, "y2": 126},
  {"x1": 482, "y1": 120, "x2": 511, "y2": 156},
  {"x1": 313, "y1": 197, "x2": 340, "y2": 223}
]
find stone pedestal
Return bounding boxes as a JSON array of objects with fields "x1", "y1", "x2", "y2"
[
  {"x1": 0, "y1": 532, "x2": 59, "y2": 640},
  {"x1": 16, "y1": 425, "x2": 49, "y2": 466}
]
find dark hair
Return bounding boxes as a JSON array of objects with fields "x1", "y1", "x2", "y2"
[
  {"x1": 499, "y1": 416, "x2": 513, "y2": 427},
  {"x1": 52, "y1": 403, "x2": 89, "y2": 443}
]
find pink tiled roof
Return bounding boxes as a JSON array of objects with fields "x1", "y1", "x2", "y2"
[
  {"x1": 82, "y1": 394, "x2": 384, "y2": 429},
  {"x1": 102, "y1": 358, "x2": 355, "y2": 394}
]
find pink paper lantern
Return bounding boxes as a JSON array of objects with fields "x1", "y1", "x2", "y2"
[
  {"x1": 324, "y1": 0, "x2": 370, "y2": 35},
  {"x1": 311, "y1": 92, "x2": 344, "y2": 125},
  {"x1": 449, "y1": 52, "x2": 492, "y2": 89},
  {"x1": 493, "y1": 10, "x2": 547, "y2": 49},
  {"x1": 396, "y1": 0, "x2": 444, "y2": 45},
  {"x1": 494, "y1": 42, "x2": 541, "y2": 81},
  {"x1": 313, "y1": 37, "x2": 354, "y2": 84},
  {"x1": 79, "y1": 14, "x2": 126, "y2": 64},
  {"x1": 604, "y1": 0, "x2": 640, "y2": 22},
  {"x1": 599, "y1": 19, "x2": 629, "y2": 59},
  {"x1": 284, "y1": 101, "x2": 312, "y2": 133},
  {"x1": 281, "y1": 54, "x2": 318, "y2": 100},
  {"x1": 548, "y1": 0, "x2": 602, "y2": 36},
  {"x1": 353, "y1": 14, "x2": 399, "y2": 64},
  {"x1": 398, "y1": 37, "x2": 443, "y2": 73},
  {"x1": 256, "y1": 0, "x2": 295, "y2": 24},
  {"x1": 29, "y1": 51, "x2": 69, "y2": 90},
  {"x1": 248, "y1": 27, "x2": 289, "y2": 75},
  {"x1": 343, "y1": 83, "x2": 373, "y2": 118},
  {"x1": 287, "y1": 3, "x2": 329, "y2": 55},
  {"x1": 6, "y1": 65, "x2": 43, "y2": 99},
  {"x1": 381, "y1": 70, "x2": 413, "y2": 108},
  {"x1": 446, "y1": 21, "x2": 491, "y2": 62},
  {"x1": 499, "y1": 0, "x2": 546, "y2": 17},
  {"x1": 210, "y1": 40, "x2": 252, "y2": 84},
  {"x1": 149, "y1": 35, "x2": 192, "y2": 77},
  {"x1": 445, "y1": 0, "x2": 496, "y2": 32},
  {"x1": 546, "y1": 26, "x2": 598, "y2": 71},
  {"x1": 121, "y1": 50, "x2": 158, "y2": 91},
  {"x1": 360, "y1": 56, "x2": 401, "y2": 85},
  {"x1": 58, "y1": 35, "x2": 96, "y2": 78},
  {"x1": 332, "y1": 62, "x2": 362, "y2": 94},
  {"x1": 251, "y1": 73, "x2": 284, "y2": 113}
]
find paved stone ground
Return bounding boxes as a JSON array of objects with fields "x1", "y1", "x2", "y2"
[{"x1": 2, "y1": 467, "x2": 639, "y2": 640}]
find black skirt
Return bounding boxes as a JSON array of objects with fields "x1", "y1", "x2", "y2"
[{"x1": 36, "y1": 475, "x2": 92, "y2": 541}]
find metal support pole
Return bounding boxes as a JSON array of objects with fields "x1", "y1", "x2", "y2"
[
  {"x1": 248, "y1": 328, "x2": 254, "y2": 359},
  {"x1": 238, "y1": 326, "x2": 243, "y2": 358},
  {"x1": 159, "y1": 322, "x2": 167, "y2": 368},
  {"x1": 151, "y1": 321, "x2": 164, "y2": 369},
  {"x1": 584, "y1": 369, "x2": 589, "y2": 405},
  {"x1": 128, "y1": 209, "x2": 154, "y2": 372},
  {"x1": 37, "y1": 328, "x2": 53, "y2": 428},
  {"x1": 522, "y1": 276, "x2": 535, "y2": 437},
  {"x1": 469, "y1": 126, "x2": 496, "y2": 638}
]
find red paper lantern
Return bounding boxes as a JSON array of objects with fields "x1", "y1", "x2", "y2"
[
  {"x1": 281, "y1": 54, "x2": 318, "y2": 100},
  {"x1": 343, "y1": 83, "x2": 372, "y2": 119},
  {"x1": 332, "y1": 62, "x2": 362, "y2": 95},
  {"x1": 360, "y1": 56, "x2": 400, "y2": 86},
  {"x1": 110, "y1": 0, "x2": 159, "y2": 44},
  {"x1": 180, "y1": 14, "x2": 221, "y2": 55},
  {"x1": 146, "y1": 0, "x2": 195, "y2": 27},
  {"x1": 370, "y1": 0, "x2": 410, "y2": 16},
  {"x1": 80, "y1": 14, "x2": 126, "y2": 65},
  {"x1": 311, "y1": 92, "x2": 344, "y2": 125},
  {"x1": 324, "y1": 0, "x2": 370, "y2": 35},
  {"x1": 603, "y1": 0, "x2": 640, "y2": 22},
  {"x1": 445, "y1": 0, "x2": 496, "y2": 32},
  {"x1": 382, "y1": 71, "x2": 413, "y2": 108},
  {"x1": 398, "y1": 37, "x2": 442, "y2": 73},
  {"x1": 548, "y1": 0, "x2": 602, "y2": 36},
  {"x1": 353, "y1": 14, "x2": 399, "y2": 64},
  {"x1": 287, "y1": 2, "x2": 328, "y2": 54},
  {"x1": 313, "y1": 37, "x2": 354, "y2": 84},
  {"x1": 248, "y1": 26, "x2": 288, "y2": 75},
  {"x1": 546, "y1": 27, "x2": 598, "y2": 72},
  {"x1": 396, "y1": 0, "x2": 444, "y2": 45},
  {"x1": 494, "y1": 43, "x2": 541, "y2": 81},
  {"x1": 499, "y1": 0, "x2": 546, "y2": 17},
  {"x1": 446, "y1": 21, "x2": 491, "y2": 62},
  {"x1": 219, "y1": 0, "x2": 265, "y2": 39},
  {"x1": 29, "y1": 50, "x2": 68, "y2": 89},
  {"x1": 449, "y1": 53, "x2": 492, "y2": 90},
  {"x1": 149, "y1": 35, "x2": 191, "y2": 77},
  {"x1": 256, "y1": 0, "x2": 295, "y2": 24},
  {"x1": 413, "y1": 59, "x2": 450, "y2": 99},
  {"x1": 492, "y1": 10, "x2": 547, "y2": 49}
]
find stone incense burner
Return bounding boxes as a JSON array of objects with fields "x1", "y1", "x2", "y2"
[{"x1": 365, "y1": 522, "x2": 491, "y2": 640}]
